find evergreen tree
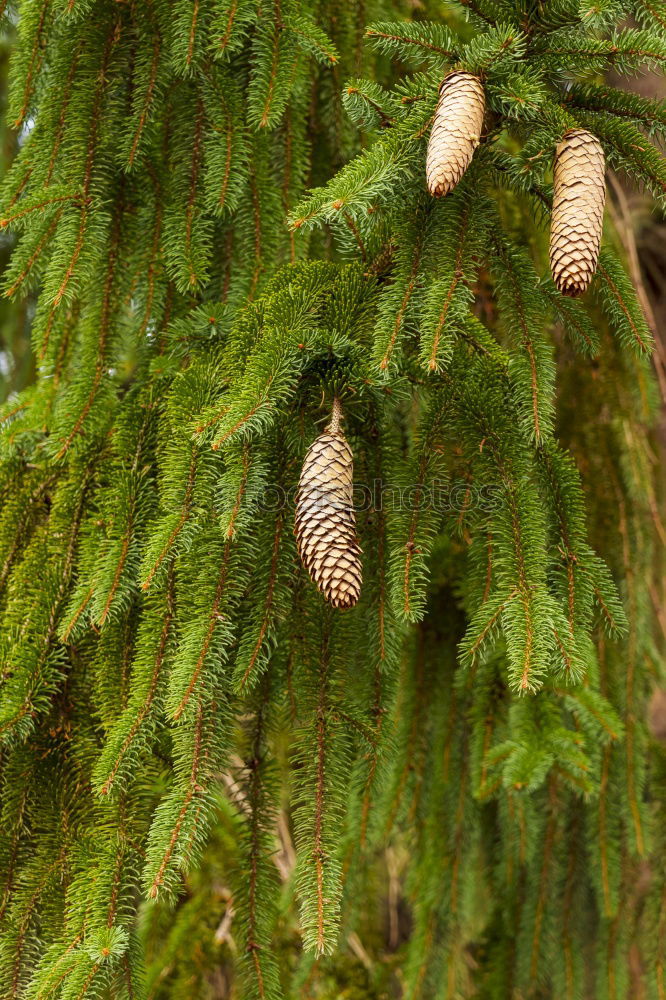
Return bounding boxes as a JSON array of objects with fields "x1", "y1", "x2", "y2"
[{"x1": 0, "y1": 0, "x2": 664, "y2": 995}]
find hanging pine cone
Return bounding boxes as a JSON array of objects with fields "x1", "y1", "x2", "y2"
[
  {"x1": 549, "y1": 129, "x2": 606, "y2": 297},
  {"x1": 295, "y1": 401, "x2": 362, "y2": 609},
  {"x1": 426, "y1": 71, "x2": 485, "y2": 198}
]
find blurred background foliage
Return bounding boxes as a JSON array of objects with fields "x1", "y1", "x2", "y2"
[{"x1": 0, "y1": 16, "x2": 34, "y2": 402}]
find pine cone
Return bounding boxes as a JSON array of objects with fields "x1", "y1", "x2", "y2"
[
  {"x1": 426, "y1": 71, "x2": 485, "y2": 198},
  {"x1": 295, "y1": 404, "x2": 362, "y2": 609},
  {"x1": 549, "y1": 129, "x2": 606, "y2": 297}
]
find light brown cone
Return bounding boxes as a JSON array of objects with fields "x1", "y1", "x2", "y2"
[
  {"x1": 295, "y1": 402, "x2": 362, "y2": 609},
  {"x1": 426, "y1": 71, "x2": 485, "y2": 198},
  {"x1": 549, "y1": 129, "x2": 606, "y2": 297}
]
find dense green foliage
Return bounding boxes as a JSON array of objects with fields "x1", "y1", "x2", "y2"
[{"x1": 0, "y1": 0, "x2": 665, "y2": 996}]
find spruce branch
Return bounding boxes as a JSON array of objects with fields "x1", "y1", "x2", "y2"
[{"x1": 363, "y1": 21, "x2": 458, "y2": 66}]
